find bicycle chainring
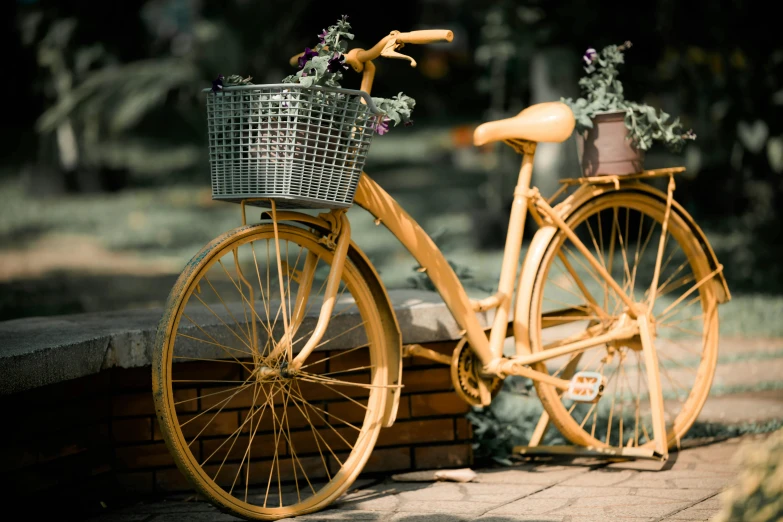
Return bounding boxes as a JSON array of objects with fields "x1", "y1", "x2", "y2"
[{"x1": 450, "y1": 337, "x2": 503, "y2": 406}]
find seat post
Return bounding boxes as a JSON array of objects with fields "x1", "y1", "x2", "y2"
[{"x1": 487, "y1": 140, "x2": 537, "y2": 359}]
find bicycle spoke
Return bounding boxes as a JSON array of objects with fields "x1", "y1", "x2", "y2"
[
  {"x1": 292, "y1": 380, "x2": 333, "y2": 483},
  {"x1": 203, "y1": 274, "x2": 253, "y2": 345},
  {"x1": 181, "y1": 315, "x2": 253, "y2": 362}
]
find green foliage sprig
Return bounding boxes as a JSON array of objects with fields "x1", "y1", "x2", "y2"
[
  {"x1": 282, "y1": 15, "x2": 415, "y2": 135},
  {"x1": 562, "y1": 42, "x2": 696, "y2": 152}
]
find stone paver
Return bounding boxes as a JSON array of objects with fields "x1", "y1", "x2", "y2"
[
  {"x1": 665, "y1": 494, "x2": 727, "y2": 521},
  {"x1": 88, "y1": 433, "x2": 776, "y2": 521},
  {"x1": 474, "y1": 463, "x2": 591, "y2": 486}
]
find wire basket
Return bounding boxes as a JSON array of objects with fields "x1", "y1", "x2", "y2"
[{"x1": 205, "y1": 84, "x2": 382, "y2": 209}]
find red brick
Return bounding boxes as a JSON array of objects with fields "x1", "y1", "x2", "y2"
[
  {"x1": 326, "y1": 399, "x2": 374, "y2": 425},
  {"x1": 455, "y1": 418, "x2": 472, "y2": 440},
  {"x1": 115, "y1": 388, "x2": 197, "y2": 417},
  {"x1": 198, "y1": 383, "x2": 258, "y2": 410},
  {"x1": 410, "y1": 392, "x2": 470, "y2": 417},
  {"x1": 405, "y1": 342, "x2": 457, "y2": 367},
  {"x1": 376, "y1": 419, "x2": 454, "y2": 447},
  {"x1": 113, "y1": 392, "x2": 156, "y2": 417},
  {"x1": 400, "y1": 367, "x2": 453, "y2": 394},
  {"x1": 291, "y1": 423, "x2": 356, "y2": 455},
  {"x1": 113, "y1": 417, "x2": 153, "y2": 442},
  {"x1": 393, "y1": 396, "x2": 411, "y2": 420},
  {"x1": 362, "y1": 446, "x2": 412, "y2": 473},
  {"x1": 173, "y1": 388, "x2": 199, "y2": 413},
  {"x1": 167, "y1": 411, "x2": 239, "y2": 440},
  {"x1": 414, "y1": 444, "x2": 472, "y2": 469},
  {"x1": 115, "y1": 442, "x2": 177, "y2": 469},
  {"x1": 280, "y1": 399, "x2": 328, "y2": 428},
  {"x1": 327, "y1": 348, "x2": 371, "y2": 373},
  {"x1": 294, "y1": 351, "x2": 327, "y2": 374},
  {"x1": 294, "y1": 373, "x2": 372, "y2": 401},
  {"x1": 169, "y1": 360, "x2": 244, "y2": 384},
  {"x1": 247, "y1": 455, "x2": 329, "y2": 486}
]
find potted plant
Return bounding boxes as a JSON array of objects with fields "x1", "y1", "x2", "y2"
[{"x1": 562, "y1": 41, "x2": 696, "y2": 176}]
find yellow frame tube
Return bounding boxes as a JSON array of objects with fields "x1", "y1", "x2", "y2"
[
  {"x1": 506, "y1": 324, "x2": 637, "y2": 368},
  {"x1": 487, "y1": 149, "x2": 534, "y2": 358},
  {"x1": 353, "y1": 173, "x2": 496, "y2": 367},
  {"x1": 637, "y1": 310, "x2": 668, "y2": 459},
  {"x1": 290, "y1": 212, "x2": 352, "y2": 370},
  {"x1": 532, "y1": 196, "x2": 638, "y2": 316},
  {"x1": 290, "y1": 251, "x2": 319, "y2": 332}
]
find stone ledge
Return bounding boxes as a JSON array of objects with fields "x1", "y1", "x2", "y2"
[{"x1": 0, "y1": 289, "x2": 493, "y2": 395}]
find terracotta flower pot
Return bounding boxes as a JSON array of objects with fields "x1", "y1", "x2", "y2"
[{"x1": 576, "y1": 111, "x2": 644, "y2": 176}]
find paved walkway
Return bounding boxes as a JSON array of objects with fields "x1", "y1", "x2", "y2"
[{"x1": 89, "y1": 433, "x2": 772, "y2": 522}]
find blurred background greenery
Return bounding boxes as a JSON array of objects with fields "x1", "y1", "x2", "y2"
[{"x1": 2, "y1": 0, "x2": 783, "y2": 335}]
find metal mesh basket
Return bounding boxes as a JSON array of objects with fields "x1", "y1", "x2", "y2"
[{"x1": 206, "y1": 84, "x2": 382, "y2": 209}]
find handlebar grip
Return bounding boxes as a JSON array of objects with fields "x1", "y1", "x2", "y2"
[{"x1": 395, "y1": 30, "x2": 453, "y2": 44}]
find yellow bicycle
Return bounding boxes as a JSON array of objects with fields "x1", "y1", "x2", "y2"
[{"x1": 152, "y1": 29, "x2": 730, "y2": 520}]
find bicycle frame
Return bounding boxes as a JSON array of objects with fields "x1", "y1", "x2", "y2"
[
  {"x1": 244, "y1": 131, "x2": 733, "y2": 461},
  {"x1": 264, "y1": 141, "x2": 657, "y2": 391},
  {"x1": 352, "y1": 142, "x2": 643, "y2": 371}
]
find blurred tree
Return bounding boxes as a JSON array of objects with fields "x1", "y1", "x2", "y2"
[{"x1": 10, "y1": 0, "x2": 783, "y2": 284}]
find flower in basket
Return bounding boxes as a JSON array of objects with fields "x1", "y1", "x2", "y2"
[
  {"x1": 281, "y1": 15, "x2": 416, "y2": 134},
  {"x1": 562, "y1": 41, "x2": 696, "y2": 153}
]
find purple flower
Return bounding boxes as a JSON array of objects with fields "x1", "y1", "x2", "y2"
[
  {"x1": 341, "y1": 14, "x2": 349, "y2": 22},
  {"x1": 318, "y1": 29, "x2": 327, "y2": 44},
  {"x1": 298, "y1": 47, "x2": 319, "y2": 69},
  {"x1": 404, "y1": 120, "x2": 414, "y2": 127},
  {"x1": 373, "y1": 117, "x2": 390, "y2": 135},
  {"x1": 327, "y1": 52, "x2": 348, "y2": 73},
  {"x1": 211, "y1": 74, "x2": 224, "y2": 94},
  {"x1": 583, "y1": 48, "x2": 597, "y2": 66},
  {"x1": 683, "y1": 129, "x2": 697, "y2": 140}
]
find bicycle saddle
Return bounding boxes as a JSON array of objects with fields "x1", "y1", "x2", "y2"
[{"x1": 473, "y1": 102, "x2": 576, "y2": 146}]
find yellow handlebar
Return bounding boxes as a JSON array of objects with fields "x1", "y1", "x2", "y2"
[
  {"x1": 395, "y1": 30, "x2": 453, "y2": 45},
  {"x1": 288, "y1": 29, "x2": 453, "y2": 70}
]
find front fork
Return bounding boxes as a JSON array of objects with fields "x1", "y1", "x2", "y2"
[{"x1": 256, "y1": 203, "x2": 352, "y2": 371}]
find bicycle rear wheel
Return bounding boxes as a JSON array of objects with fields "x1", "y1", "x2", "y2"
[
  {"x1": 527, "y1": 192, "x2": 719, "y2": 450},
  {"x1": 153, "y1": 223, "x2": 387, "y2": 520}
]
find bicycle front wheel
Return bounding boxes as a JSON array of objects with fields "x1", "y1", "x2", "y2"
[
  {"x1": 527, "y1": 192, "x2": 719, "y2": 450},
  {"x1": 153, "y1": 223, "x2": 387, "y2": 520}
]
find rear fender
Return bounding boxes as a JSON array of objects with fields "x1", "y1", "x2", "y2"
[{"x1": 555, "y1": 182, "x2": 730, "y2": 303}]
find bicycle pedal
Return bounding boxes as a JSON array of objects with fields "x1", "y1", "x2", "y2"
[{"x1": 563, "y1": 371, "x2": 606, "y2": 403}]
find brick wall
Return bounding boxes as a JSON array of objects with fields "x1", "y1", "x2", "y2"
[{"x1": 0, "y1": 341, "x2": 471, "y2": 513}]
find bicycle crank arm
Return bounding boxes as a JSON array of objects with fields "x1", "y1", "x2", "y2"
[
  {"x1": 498, "y1": 360, "x2": 571, "y2": 391},
  {"x1": 498, "y1": 361, "x2": 609, "y2": 405}
]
